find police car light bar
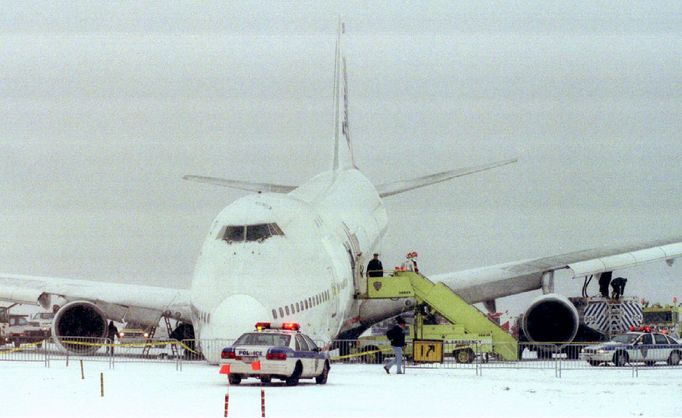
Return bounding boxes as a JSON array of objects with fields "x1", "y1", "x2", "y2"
[
  {"x1": 255, "y1": 322, "x2": 300, "y2": 331},
  {"x1": 630, "y1": 325, "x2": 653, "y2": 332}
]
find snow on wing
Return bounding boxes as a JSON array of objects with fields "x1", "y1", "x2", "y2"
[
  {"x1": 0, "y1": 273, "x2": 191, "y2": 325},
  {"x1": 430, "y1": 236, "x2": 682, "y2": 304}
]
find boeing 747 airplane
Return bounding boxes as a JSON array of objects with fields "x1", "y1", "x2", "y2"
[{"x1": 2, "y1": 24, "x2": 682, "y2": 363}]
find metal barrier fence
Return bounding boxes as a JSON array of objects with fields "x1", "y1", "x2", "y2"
[
  {"x1": 2, "y1": 338, "x2": 681, "y2": 376},
  {"x1": 330, "y1": 339, "x2": 682, "y2": 373},
  {"x1": 0, "y1": 337, "x2": 212, "y2": 367}
]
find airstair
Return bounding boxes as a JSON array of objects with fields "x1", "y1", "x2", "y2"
[{"x1": 363, "y1": 271, "x2": 518, "y2": 361}]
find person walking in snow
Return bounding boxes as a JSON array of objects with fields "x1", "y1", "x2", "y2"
[{"x1": 383, "y1": 316, "x2": 407, "y2": 374}]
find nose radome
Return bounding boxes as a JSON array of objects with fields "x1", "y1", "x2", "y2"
[{"x1": 200, "y1": 294, "x2": 270, "y2": 364}]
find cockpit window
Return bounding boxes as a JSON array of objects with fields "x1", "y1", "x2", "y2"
[
  {"x1": 246, "y1": 224, "x2": 271, "y2": 241},
  {"x1": 219, "y1": 223, "x2": 284, "y2": 243},
  {"x1": 222, "y1": 226, "x2": 245, "y2": 242},
  {"x1": 268, "y1": 223, "x2": 284, "y2": 236}
]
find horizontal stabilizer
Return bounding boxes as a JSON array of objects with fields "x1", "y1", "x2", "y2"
[
  {"x1": 183, "y1": 175, "x2": 296, "y2": 194},
  {"x1": 376, "y1": 158, "x2": 518, "y2": 198}
]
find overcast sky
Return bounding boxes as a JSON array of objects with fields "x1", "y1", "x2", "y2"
[{"x1": 1, "y1": 1, "x2": 682, "y2": 315}]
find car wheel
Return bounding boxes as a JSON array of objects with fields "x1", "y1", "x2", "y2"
[
  {"x1": 286, "y1": 362, "x2": 302, "y2": 386},
  {"x1": 667, "y1": 351, "x2": 681, "y2": 366},
  {"x1": 260, "y1": 376, "x2": 272, "y2": 384},
  {"x1": 228, "y1": 374, "x2": 242, "y2": 385},
  {"x1": 454, "y1": 348, "x2": 475, "y2": 364},
  {"x1": 315, "y1": 362, "x2": 330, "y2": 384},
  {"x1": 644, "y1": 361, "x2": 656, "y2": 367},
  {"x1": 587, "y1": 360, "x2": 601, "y2": 367},
  {"x1": 613, "y1": 351, "x2": 628, "y2": 367}
]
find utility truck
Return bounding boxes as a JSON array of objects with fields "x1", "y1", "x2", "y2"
[{"x1": 642, "y1": 303, "x2": 682, "y2": 338}]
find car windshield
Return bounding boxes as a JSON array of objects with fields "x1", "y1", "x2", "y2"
[
  {"x1": 643, "y1": 311, "x2": 673, "y2": 323},
  {"x1": 235, "y1": 333, "x2": 291, "y2": 347},
  {"x1": 612, "y1": 333, "x2": 639, "y2": 344},
  {"x1": 9, "y1": 317, "x2": 28, "y2": 326}
]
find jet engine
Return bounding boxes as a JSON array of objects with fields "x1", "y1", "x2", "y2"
[
  {"x1": 521, "y1": 293, "x2": 579, "y2": 346},
  {"x1": 52, "y1": 301, "x2": 108, "y2": 353}
]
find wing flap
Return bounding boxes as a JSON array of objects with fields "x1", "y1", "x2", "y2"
[
  {"x1": 0, "y1": 273, "x2": 191, "y2": 323},
  {"x1": 568, "y1": 242, "x2": 682, "y2": 277},
  {"x1": 432, "y1": 236, "x2": 682, "y2": 304},
  {"x1": 0, "y1": 285, "x2": 44, "y2": 306}
]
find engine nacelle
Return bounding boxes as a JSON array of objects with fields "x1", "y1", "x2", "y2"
[
  {"x1": 521, "y1": 293, "x2": 579, "y2": 346},
  {"x1": 52, "y1": 301, "x2": 108, "y2": 353}
]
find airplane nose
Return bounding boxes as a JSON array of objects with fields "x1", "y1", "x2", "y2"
[{"x1": 199, "y1": 294, "x2": 270, "y2": 363}]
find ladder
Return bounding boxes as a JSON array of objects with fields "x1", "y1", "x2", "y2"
[
  {"x1": 583, "y1": 296, "x2": 642, "y2": 338},
  {"x1": 141, "y1": 317, "x2": 178, "y2": 357}
]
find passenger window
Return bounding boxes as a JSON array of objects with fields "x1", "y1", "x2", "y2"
[
  {"x1": 654, "y1": 334, "x2": 668, "y2": 344},
  {"x1": 303, "y1": 335, "x2": 318, "y2": 351},
  {"x1": 285, "y1": 306, "x2": 290, "y2": 316},
  {"x1": 272, "y1": 309, "x2": 277, "y2": 319},
  {"x1": 222, "y1": 226, "x2": 245, "y2": 242},
  {"x1": 295, "y1": 335, "x2": 310, "y2": 351},
  {"x1": 279, "y1": 307, "x2": 284, "y2": 318},
  {"x1": 304, "y1": 300, "x2": 308, "y2": 310}
]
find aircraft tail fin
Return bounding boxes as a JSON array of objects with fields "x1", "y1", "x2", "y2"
[
  {"x1": 376, "y1": 158, "x2": 518, "y2": 198},
  {"x1": 332, "y1": 20, "x2": 356, "y2": 171},
  {"x1": 182, "y1": 175, "x2": 296, "y2": 193}
]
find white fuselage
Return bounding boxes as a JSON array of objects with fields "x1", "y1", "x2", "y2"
[{"x1": 190, "y1": 169, "x2": 388, "y2": 362}]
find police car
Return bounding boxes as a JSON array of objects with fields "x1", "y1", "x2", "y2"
[
  {"x1": 220, "y1": 322, "x2": 330, "y2": 386},
  {"x1": 580, "y1": 328, "x2": 682, "y2": 367}
]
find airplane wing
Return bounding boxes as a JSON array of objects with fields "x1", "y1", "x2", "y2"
[
  {"x1": 0, "y1": 273, "x2": 191, "y2": 326},
  {"x1": 375, "y1": 158, "x2": 518, "y2": 198},
  {"x1": 430, "y1": 236, "x2": 682, "y2": 304},
  {"x1": 182, "y1": 175, "x2": 297, "y2": 193}
]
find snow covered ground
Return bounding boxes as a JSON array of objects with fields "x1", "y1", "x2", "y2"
[{"x1": 1, "y1": 361, "x2": 680, "y2": 417}]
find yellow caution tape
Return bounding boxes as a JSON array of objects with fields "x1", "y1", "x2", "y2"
[
  {"x1": 59, "y1": 339, "x2": 198, "y2": 353},
  {"x1": 0, "y1": 339, "x2": 48, "y2": 355},
  {"x1": 1, "y1": 339, "x2": 198, "y2": 355},
  {"x1": 331, "y1": 348, "x2": 392, "y2": 361}
]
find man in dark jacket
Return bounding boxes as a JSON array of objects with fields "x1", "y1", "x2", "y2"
[
  {"x1": 367, "y1": 253, "x2": 383, "y2": 278},
  {"x1": 383, "y1": 316, "x2": 407, "y2": 374},
  {"x1": 598, "y1": 271, "x2": 612, "y2": 298},
  {"x1": 610, "y1": 277, "x2": 627, "y2": 300},
  {"x1": 106, "y1": 321, "x2": 118, "y2": 355}
]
